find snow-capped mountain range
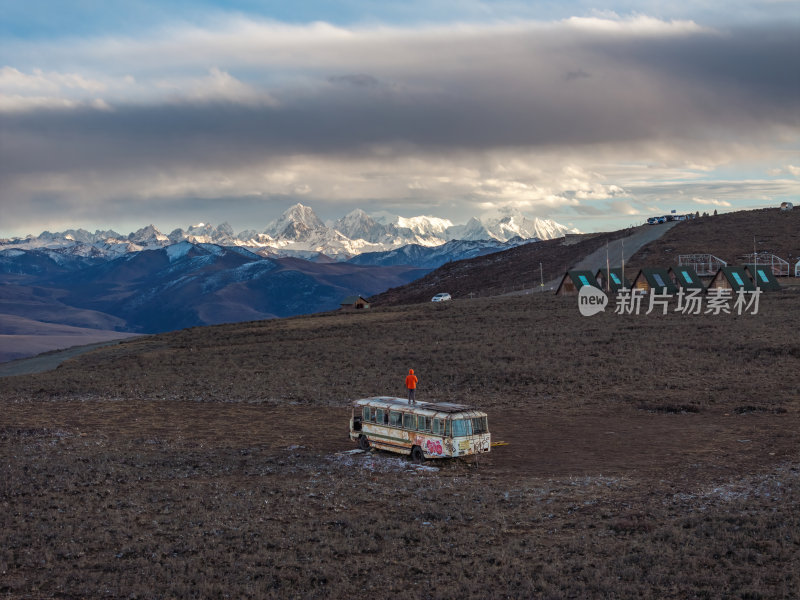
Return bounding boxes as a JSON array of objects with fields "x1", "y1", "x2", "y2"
[{"x1": 1, "y1": 203, "x2": 576, "y2": 260}]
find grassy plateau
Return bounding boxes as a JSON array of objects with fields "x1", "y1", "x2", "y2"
[{"x1": 1, "y1": 289, "x2": 799, "y2": 598}]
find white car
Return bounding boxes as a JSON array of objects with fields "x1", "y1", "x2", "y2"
[{"x1": 431, "y1": 293, "x2": 452, "y2": 302}]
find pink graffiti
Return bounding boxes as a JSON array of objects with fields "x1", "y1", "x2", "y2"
[{"x1": 426, "y1": 440, "x2": 443, "y2": 455}]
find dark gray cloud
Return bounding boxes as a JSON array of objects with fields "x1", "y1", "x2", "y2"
[
  {"x1": 565, "y1": 69, "x2": 591, "y2": 81},
  {"x1": 327, "y1": 74, "x2": 380, "y2": 87},
  {"x1": 1, "y1": 18, "x2": 798, "y2": 235},
  {"x1": 3, "y1": 24, "x2": 797, "y2": 167}
]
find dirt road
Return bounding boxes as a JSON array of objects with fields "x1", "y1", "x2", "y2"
[
  {"x1": 570, "y1": 221, "x2": 678, "y2": 272},
  {"x1": 523, "y1": 222, "x2": 678, "y2": 291}
]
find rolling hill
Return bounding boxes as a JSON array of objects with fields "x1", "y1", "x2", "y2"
[
  {"x1": 0, "y1": 242, "x2": 429, "y2": 361},
  {"x1": 371, "y1": 208, "x2": 800, "y2": 305},
  {"x1": 628, "y1": 208, "x2": 800, "y2": 271},
  {"x1": 370, "y1": 228, "x2": 633, "y2": 305}
]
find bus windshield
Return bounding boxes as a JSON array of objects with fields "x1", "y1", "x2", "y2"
[
  {"x1": 451, "y1": 416, "x2": 489, "y2": 437},
  {"x1": 451, "y1": 419, "x2": 472, "y2": 437}
]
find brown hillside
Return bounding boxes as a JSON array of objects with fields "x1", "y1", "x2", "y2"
[
  {"x1": 628, "y1": 207, "x2": 800, "y2": 271},
  {"x1": 370, "y1": 228, "x2": 631, "y2": 305},
  {"x1": 3, "y1": 291, "x2": 798, "y2": 409},
  {"x1": 373, "y1": 207, "x2": 800, "y2": 306}
]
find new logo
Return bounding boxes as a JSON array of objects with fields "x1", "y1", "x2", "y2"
[{"x1": 578, "y1": 286, "x2": 608, "y2": 316}]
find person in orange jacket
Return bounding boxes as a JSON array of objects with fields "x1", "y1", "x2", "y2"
[{"x1": 405, "y1": 369, "x2": 418, "y2": 404}]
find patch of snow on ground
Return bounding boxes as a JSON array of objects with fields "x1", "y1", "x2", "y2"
[
  {"x1": 329, "y1": 450, "x2": 439, "y2": 473},
  {"x1": 166, "y1": 241, "x2": 194, "y2": 262}
]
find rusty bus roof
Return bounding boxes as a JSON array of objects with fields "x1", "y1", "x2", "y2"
[{"x1": 353, "y1": 396, "x2": 485, "y2": 415}]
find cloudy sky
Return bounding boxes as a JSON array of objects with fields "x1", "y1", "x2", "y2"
[{"x1": 1, "y1": 0, "x2": 798, "y2": 237}]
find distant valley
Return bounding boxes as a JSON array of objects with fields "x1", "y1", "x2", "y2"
[{"x1": 0, "y1": 242, "x2": 427, "y2": 345}]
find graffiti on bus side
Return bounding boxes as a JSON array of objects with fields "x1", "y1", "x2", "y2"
[{"x1": 426, "y1": 440, "x2": 443, "y2": 455}]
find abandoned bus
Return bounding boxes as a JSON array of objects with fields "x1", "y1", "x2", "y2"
[{"x1": 349, "y1": 396, "x2": 490, "y2": 461}]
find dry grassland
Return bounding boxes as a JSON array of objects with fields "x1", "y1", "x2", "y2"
[
  {"x1": 2, "y1": 290, "x2": 799, "y2": 598},
  {"x1": 632, "y1": 208, "x2": 800, "y2": 270}
]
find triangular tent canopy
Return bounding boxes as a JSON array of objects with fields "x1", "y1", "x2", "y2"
[
  {"x1": 668, "y1": 266, "x2": 705, "y2": 291},
  {"x1": 708, "y1": 266, "x2": 756, "y2": 292},
  {"x1": 744, "y1": 264, "x2": 781, "y2": 291},
  {"x1": 632, "y1": 268, "x2": 679, "y2": 295},
  {"x1": 555, "y1": 270, "x2": 600, "y2": 296},
  {"x1": 595, "y1": 268, "x2": 632, "y2": 292}
]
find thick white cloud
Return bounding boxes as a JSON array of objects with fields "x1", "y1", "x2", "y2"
[{"x1": 0, "y1": 66, "x2": 107, "y2": 94}]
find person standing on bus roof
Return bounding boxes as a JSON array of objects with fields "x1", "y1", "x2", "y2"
[{"x1": 405, "y1": 369, "x2": 418, "y2": 404}]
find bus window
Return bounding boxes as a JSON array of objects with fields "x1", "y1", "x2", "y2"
[
  {"x1": 432, "y1": 418, "x2": 442, "y2": 435},
  {"x1": 472, "y1": 417, "x2": 488, "y2": 434},
  {"x1": 362, "y1": 406, "x2": 370, "y2": 421},
  {"x1": 417, "y1": 415, "x2": 429, "y2": 432},
  {"x1": 389, "y1": 411, "x2": 402, "y2": 427},
  {"x1": 376, "y1": 409, "x2": 385, "y2": 425},
  {"x1": 444, "y1": 419, "x2": 450, "y2": 437},
  {"x1": 403, "y1": 413, "x2": 414, "y2": 429},
  {"x1": 452, "y1": 419, "x2": 473, "y2": 437}
]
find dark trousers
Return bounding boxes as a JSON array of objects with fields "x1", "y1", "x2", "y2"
[{"x1": 408, "y1": 388, "x2": 415, "y2": 403}]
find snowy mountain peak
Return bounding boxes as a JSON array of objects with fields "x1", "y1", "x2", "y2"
[
  {"x1": 397, "y1": 215, "x2": 453, "y2": 235},
  {"x1": 1, "y1": 204, "x2": 576, "y2": 260},
  {"x1": 445, "y1": 217, "x2": 492, "y2": 241},
  {"x1": 333, "y1": 209, "x2": 386, "y2": 242},
  {"x1": 528, "y1": 217, "x2": 578, "y2": 240},
  {"x1": 265, "y1": 203, "x2": 326, "y2": 241},
  {"x1": 128, "y1": 225, "x2": 170, "y2": 247},
  {"x1": 343, "y1": 208, "x2": 368, "y2": 219},
  {"x1": 168, "y1": 222, "x2": 236, "y2": 245}
]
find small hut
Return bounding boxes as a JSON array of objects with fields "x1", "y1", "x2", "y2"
[
  {"x1": 707, "y1": 266, "x2": 756, "y2": 292},
  {"x1": 744, "y1": 264, "x2": 781, "y2": 291},
  {"x1": 668, "y1": 266, "x2": 705, "y2": 291},
  {"x1": 595, "y1": 268, "x2": 631, "y2": 292},
  {"x1": 632, "y1": 268, "x2": 678, "y2": 295},
  {"x1": 340, "y1": 295, "x2": 371, "y2": 310},
  {"x1": 780, "y1": 201, "x2": 793, "y2": 211},
  {"x1": 555, "y1": 270, "x2": 600, "y2": 296}
]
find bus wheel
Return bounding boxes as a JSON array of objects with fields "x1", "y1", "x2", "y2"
[
  {"x1": 410, "y1": 446, "x2": 424, "y2": 464},
  {"x1": 358, "y1": 435, "x2": 370, "y2": 451}
]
